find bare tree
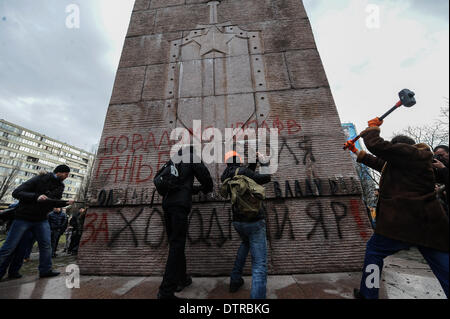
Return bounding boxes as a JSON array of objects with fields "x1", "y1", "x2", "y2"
[
  {"x1": 398, "y1": 124, "x2": 448, "y2": 149},
  {"x1": 0, "y1": 165, "x2": 20, "y2": 203},
  {"x1": 438, "y1": 101, "x2": 449, "y2": 128},
  {"x1": 355, "y1": 162, "x2": 378, "y2": 207},
  {"x1": 394, "y1": 100, "x2": 449, "y2": 149},
  {"x1": 75, "y1": 149, "x2": 97, "y2": 207}
]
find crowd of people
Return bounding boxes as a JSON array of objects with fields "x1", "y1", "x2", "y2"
[
  {"x1": 155, "y1": 133, "x2": 449, "y2": 300},
  {"x1": 0, "y1": 119, "x2": 448, "y2": 300},
  {"x1": 0, "y1": 165, "x2": 87, "y2": 281}
]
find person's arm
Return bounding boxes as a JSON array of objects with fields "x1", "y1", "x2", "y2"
[
  {"x1": 247, "y1": 152, "x2": 270, "y2": 173},
  {"x1": 360, "y1": 127, "x2": 429, "y2": 167},
  {"x1": 192, "y1": 162, "x2": 214, "y2": 194},
  {"x1": 11, "y1": 175, "x2": 42, "y2": 202},
  {"x1": 247, "y1": 162, "x2": 257, "y2": 172},
  {"x1": 44, "y1": 198, "x2": 73, "y2": 208},
  {"x1": 356, "y1": 151, "x2": 386, "y2": 173},
  {"x1": 242, "y1": 167, "x2": 271, "y2": 185},
  {"x1": 434, "y1": 165, "x2": 449, "y2": 186},
  {"x1": 47, "y1": 185, "x2": 65, "y2": 201}
]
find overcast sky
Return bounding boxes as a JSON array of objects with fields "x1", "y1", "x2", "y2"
[{"x1": 0, "y1": 0, "x2": 448, "y2": 152}]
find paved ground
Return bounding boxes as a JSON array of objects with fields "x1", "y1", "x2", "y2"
[{"x1": 0, "y1": 247, "x2": 446, "y2": 299}]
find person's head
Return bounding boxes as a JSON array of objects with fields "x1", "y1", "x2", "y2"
[
  {"x1": 53, "y1": 165, "x2": 71, "y2": 181},
  {"x1": 433, "y1": 145, "x2": 449, "y2": 163},
  {"x1": 79, "y1": 207, "x2": 86, "y2": 215},
  {"x1": 54, "y1": 208, "x2": 61, "y2": 213},
  {"x1": 391, "y1": 135, "x2": 416, "y2": 146},
  {"x1": 225, "y1": 151, "x2": 242, "y2": 167}
]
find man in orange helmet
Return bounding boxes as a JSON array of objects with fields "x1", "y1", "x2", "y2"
[{"x1": 220, "y1": 151, "x2": 271, "y2": 299}]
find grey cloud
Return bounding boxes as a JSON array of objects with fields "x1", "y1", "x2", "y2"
[
  {"x1": 303, "y1": 0, "x2": 321, "y2": 11},
  {"x1": 0, "y1": 0, "x2": 121, "y2": 151},
  {"x1": 408, "y1": 0, "x2": 449, "y2": 20}
]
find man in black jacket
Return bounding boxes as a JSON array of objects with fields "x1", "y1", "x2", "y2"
[
  {"x1": 48, "y1": 208, "x2": 68, "y2": 257},
  {"x1": 0, "y1": 165, "x2": 74, "y2": 278},
  {"x1": 220, "y1": 151, "x2": 271, "y2": 299},
  {"x1": 157, "y1": 147, "x2": 214, "y2": 299}
]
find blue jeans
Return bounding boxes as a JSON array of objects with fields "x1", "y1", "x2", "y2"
[
  {"x1": 231, "y1": 219, "x2": 267, "y2": 299},
  {"x1": 0, "y1": 231, "x2": 34, "y2": 279},
  {"x1": 0, "y1": 219, "x2": 53, "y2": 275},
  {"x1": 360, "y1": 234, "x2": 449, "y2": 299},
  {"x1": 23, "y1": 235, "x2": 36, "y2": 260}
]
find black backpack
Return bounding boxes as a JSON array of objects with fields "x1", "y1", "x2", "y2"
[{"x1": 153, "y1": 160, "x2": 181, "y2": 196}]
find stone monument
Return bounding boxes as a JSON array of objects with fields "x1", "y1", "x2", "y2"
[{"x1": 79, "y1": 0, "x2": 372, "y2": 276}]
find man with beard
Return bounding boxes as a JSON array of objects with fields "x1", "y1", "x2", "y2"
[{"x1": 0, "y1": 165, "x2": 74, "y2": 278}]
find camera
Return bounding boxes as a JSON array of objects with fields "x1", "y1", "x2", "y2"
[{"x1": 433, "y1": 154, "x2": 445, "y2": 163}]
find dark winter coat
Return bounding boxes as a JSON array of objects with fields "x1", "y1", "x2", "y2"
[
  {"x1": 357, "y1": 127, "x2": 449, "y2": 252},
  {"x1": 221, "y1": 162, "x2": 271, "y2": 222},
  {"x1": 48, "y1": 210, "x2": 68, "y2": 232},
  {"x1": 435, "y1": 164, "x2": 449, "y2": 212},
  {"x1": 12, "y1": 173, "x2": 67, "y2": 222},
  {"x1": 162, "y1": 158, "x2": 214, "y2": 211},
  {"x1": 69, "y1": 212, "x2": 83, "y2": 230}
]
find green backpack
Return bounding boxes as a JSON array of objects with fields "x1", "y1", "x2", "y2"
[{"x1": 220, "y1": 168, "x2": 266, "y2": 219}]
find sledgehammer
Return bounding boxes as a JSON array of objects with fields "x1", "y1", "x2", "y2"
[{"x1": 343, "y1": 89, "x2": 416, "y2": 150}]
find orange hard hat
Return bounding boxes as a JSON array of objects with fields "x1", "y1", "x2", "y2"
[{"x1": 224, "y1": 151, "x2": 242, "y2": 164}]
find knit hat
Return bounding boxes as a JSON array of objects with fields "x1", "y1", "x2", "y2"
[{"x1": 54, "y1": 165, "x2": 71, "y2": 174}]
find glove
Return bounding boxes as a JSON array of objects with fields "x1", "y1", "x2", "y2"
[
  {"x1": 344, "y1": 140, "x2": 358, "y2": 154},
  {"x1": 368, "y1": 117, "x2": 383, "y2": 127}
]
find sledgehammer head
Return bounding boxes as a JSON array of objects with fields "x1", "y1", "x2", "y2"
[{"x1": 399, "y1": 89, "x2": 416, "y2": 108}]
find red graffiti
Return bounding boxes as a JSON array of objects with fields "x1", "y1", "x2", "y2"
[
  {"x1": 103, "y1": 131, "x2": 172, "y2": 156},
  {"x1": 102, "y1": 118, "x2": 301, "y2": 156},
  {"x1": 229, "y1": 117, "x2": 301, "y2": 135},
  {"x1": 350, "y1": 199, "x2": 369, "y2": 240},
  {"x1": 95, "y1": 153, "x2": 161, "y2": 183},
  {"x1": 81, "y1": 212, "x2": 109, "y2": 246},
  {"x1": 287, "y1": 119, "x2": 302, "y2": 135},
  {"x1": 95, "y1": 117, "x2": 302, "y2": 184}
]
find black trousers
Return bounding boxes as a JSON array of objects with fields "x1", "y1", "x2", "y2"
[
  {"x1": 68, "y1": 231, "x2": 81, "y2": 253},
  {"x1": 50, "y1": 230, "x2": 62, "y2": 255},
  {"x1": 159, "y1": 206, "x2": 189, "y2": 296}
]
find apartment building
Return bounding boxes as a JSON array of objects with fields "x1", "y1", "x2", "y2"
[{"x1": 0, "y1": 119, "x2": 95, "y2": 203}]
